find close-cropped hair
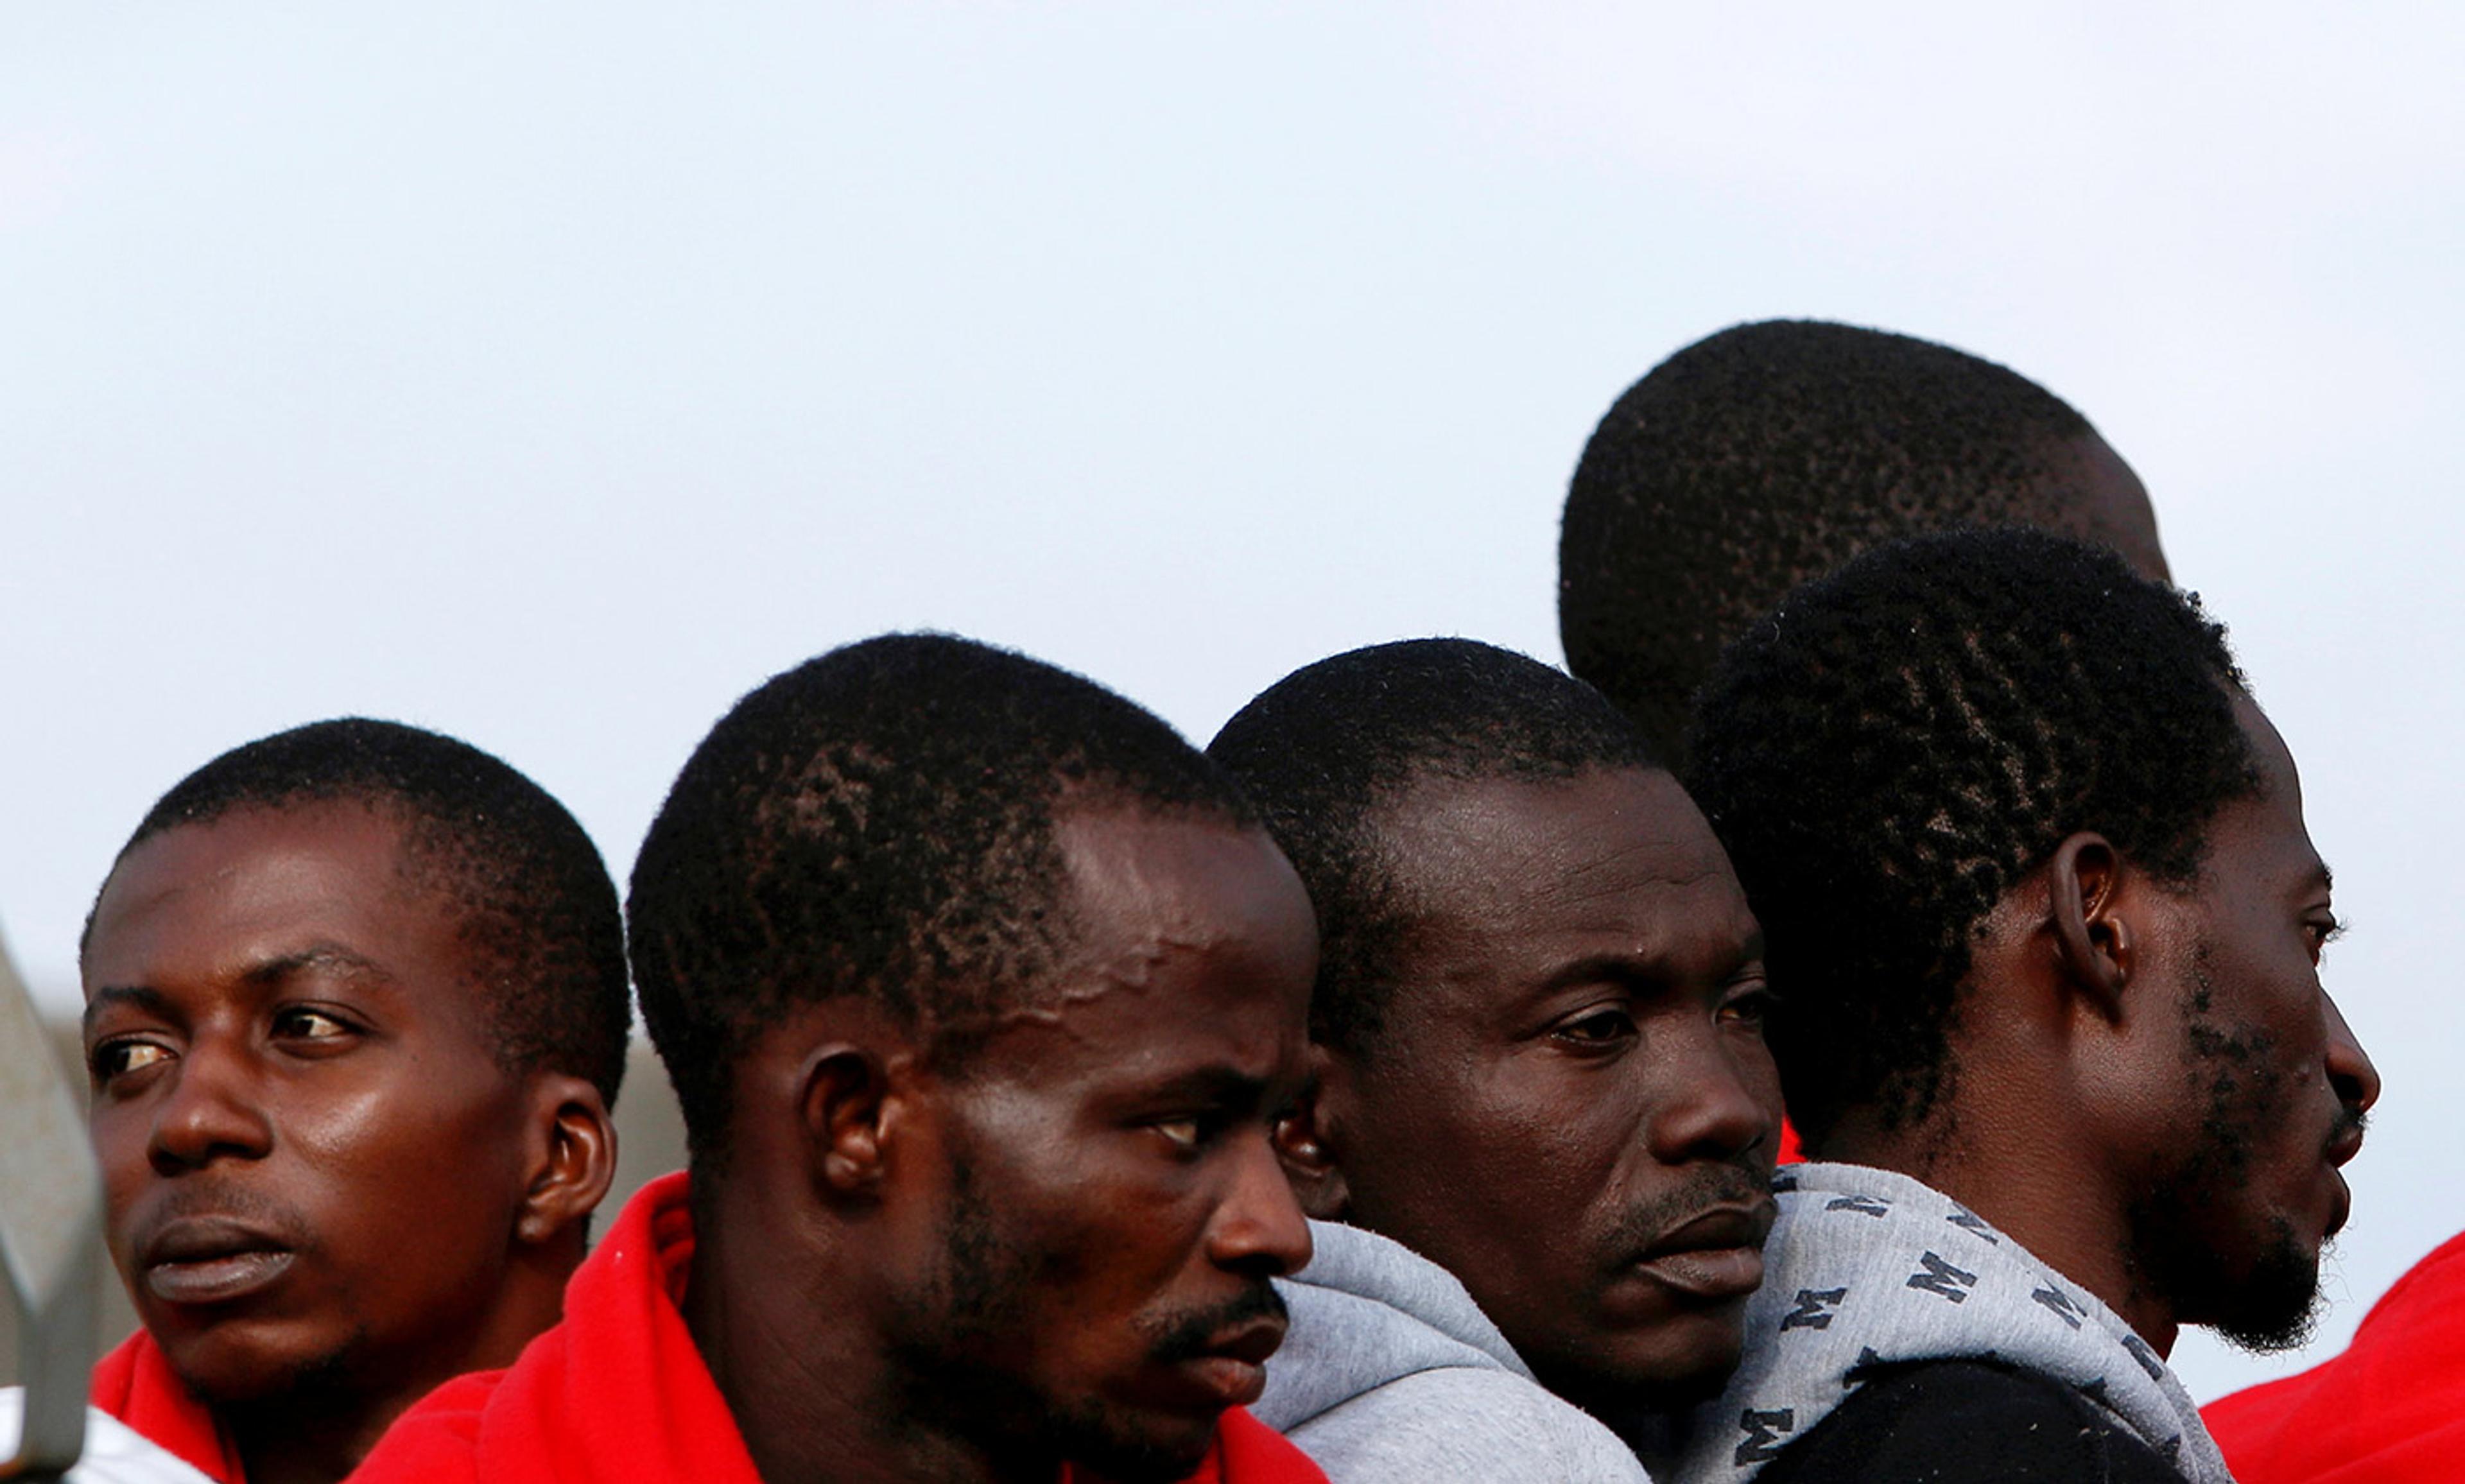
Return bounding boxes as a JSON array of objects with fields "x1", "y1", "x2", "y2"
[
  {"x1": 1207, "y1": 637, "x2": 1656, "y2": 1058},
  {"x1": 1560, "y1": 318, "x2": 2107, "y2": 763},
  {"x1": 626, "y1": 632, "x2": 1254, "y2": 1166},
  {"x1": 1686, "y1": 528, "x2": 2257, "y2": 1144},
  {"x1": 91, "y1": 718, "x2": 631, "y2": 1106}
]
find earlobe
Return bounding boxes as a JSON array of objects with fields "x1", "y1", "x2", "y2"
[
  {"x1": 1274, "y1": 1047, "x2": 1351, "y2": 1220},
  {"x1": 800, "y1": 1045, "x2": 895, "y2": 1201},
  {"x1": 2048, "y1": 832, "x2": 2133, "y2": 1022},
  {"x1": 516, "y1": 1076, "x2": 617, "y2": 1246}
]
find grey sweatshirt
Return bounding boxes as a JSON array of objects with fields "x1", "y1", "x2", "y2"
[
  {"x1": 1254, "y1": 1219, "x2": 1652, "y2": 1482},
  {"x1": 1665, "y1": 1163, "x2": 2229, "y2": 1484}
]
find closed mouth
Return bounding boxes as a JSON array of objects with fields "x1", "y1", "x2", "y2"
[
  {"x1": 138, "y1": 1215, "x2": 298, "y2": 1306},
  {"x1": 1633, "y1": 1199, "x2": 1779, "y2": 1301},
  {"x1": 1170, "y1": 1316, "x2": 1286, "y2": 1408}
]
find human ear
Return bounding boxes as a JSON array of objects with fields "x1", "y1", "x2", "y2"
[
  {"x1": 797, "y1": 1044, "x2": 897, "y2": 1202},
  {"x1": 2048, "y1": 831, "x2": 2134, "y2": 1022},
  {"x1": 515, "y1": 1074, "x2": 617, "y2": 1246},
  {"x1": 1274, "y1": 1044, "x2": 1351, "y2": 1220}
]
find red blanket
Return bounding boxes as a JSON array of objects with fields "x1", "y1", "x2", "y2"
[
  {"x1": 91, "y1": 1327, "x2": 247, "y2": 1484},
  {"x1": 349, "y1": 1171, "x2": 1325, "y2": 1484},
  {"x1": 2204, "y1": 1228, "x2": 2465, "y2": 1484}
]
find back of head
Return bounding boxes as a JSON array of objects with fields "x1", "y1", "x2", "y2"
[
  {"x1": 627, "y1": 632, "x2": 1254, "y2": 1168},
  {"x1": 1206, "y1": 637, "x2": 1654, "y2": 1056},
  {"x1": 96, "y1": 717, "x2": 630, "y2": 1105},
  {"x1": 1686, "y1": 528, "x2": 2256, "y2": 1144},
  {"x1": 1561, "y1": 319, "x2": 2157, "y2": 763}
]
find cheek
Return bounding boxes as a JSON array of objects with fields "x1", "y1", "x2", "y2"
[{"x1": 284, "y1": 1076, "x2": 534, "y2": 1245}]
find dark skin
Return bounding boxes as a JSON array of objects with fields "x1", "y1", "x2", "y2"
[
  {"x1": 2041, "y1": 431, "x2": 2170, "y2": 585},
  {"x1": 1278, "y1": 766, "x2": 1781, "y2": 1422},
  {"x1": 82, "y1": 801, "x2": 616, "y2": 1484},
  {"x1": 684, "y1": 803, "x2": 1319, "y2": 1484},
  {"x1": 1819, "y1": 695, "x2": 2380, "y2": 1356}
]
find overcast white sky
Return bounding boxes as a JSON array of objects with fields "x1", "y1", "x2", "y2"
[{"x1": 6, "y1": 3, "x2": 2461, "y2": 1402}]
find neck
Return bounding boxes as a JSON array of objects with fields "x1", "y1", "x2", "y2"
[
  {"x1": 685, "y1": 1180, "x2": 1054, "y2": 1484},
  {"x1": 1821, "y1": 1113, "x2": 2180, "y2": 1357},
  {"x1": 226, "y1": 1241, "x2": 578, "y2": 1484}
]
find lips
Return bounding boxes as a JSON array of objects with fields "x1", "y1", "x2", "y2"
[
  {"x1": 2322, "y1": 1114, "x2": 2366, "y2": 1238},
  {"x1": 137, "y1": 1214, "x2": 298, "y2": 1307},
  {"x1": 1634, "y1": 1199, "x2": 1779, "y2": 1302},
  {"x1": 1173, "y1": 1315, "x2": 1287, "y2": 1408}
]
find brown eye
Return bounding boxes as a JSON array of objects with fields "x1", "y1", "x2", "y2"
[
  {"x1": 92, "y1": 1040, "x2": 173, "y2": 1082},
  {"x1": 1559, "y1": 1009, "x2": 1637, "y2": 1044},
  {"x1": 1720, "y1": 989, "x2": 1779, "y2": 1029},
  {"x1": 273, "y1": 1007, "x2": 352, "y2": 1040}
]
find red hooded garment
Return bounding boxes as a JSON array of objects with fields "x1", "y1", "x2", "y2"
[
  {"x1": 2202, "y1": 1228, "x2": 2465, "y2": 1484},
  {"x1": 91, "y1": 1326, "x2": 247, "y2": 1484},
  {"x1": 347, "y1": 1171, "x2": 1326, "y2": 1484}
]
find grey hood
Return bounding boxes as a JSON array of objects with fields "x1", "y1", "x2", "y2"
[
  {"x1": 1257, "y1": 1220, "x2": 1650, "y2": 1482},
  {"x1": 1666, "y1": 1163, "x2": 2229, "y2": 1484}
]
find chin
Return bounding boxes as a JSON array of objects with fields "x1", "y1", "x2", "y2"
[
  {"x1": 1044, "y1": 1405, "x2": 1220, "y2": 1484},
  {"x1": 1543, "y1": 1317, "x2": 1747, "y2": 1415}
]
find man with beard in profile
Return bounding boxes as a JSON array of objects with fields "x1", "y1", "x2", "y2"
[
  {"x1": 355, "y1": 634, "x2": 1331, "y2": 1484},
  {"x1": 1672, "y1": 530, "x2": 2376, "y2": 1484},
  {"x1": 1209, "y1": 639, "x2": 1781, "y2": 1480}
]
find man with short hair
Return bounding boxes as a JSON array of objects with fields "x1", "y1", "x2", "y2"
[
  {"x1": 355, "y1": 634, "x2": 1329, "y2": 1483},
  {"x1": 1209, "y1": 639, "x2": 1780, "y2": 1480},
  {"x1": 1672, "y1": 529, "x2": 2377, "y2": 1483},
  {"x1": 80, "y1": 720, "x2": 629, "y2": 1484},
  {"x1": 1559, "y1": 318, "x2": 2168, "y2": 767}
]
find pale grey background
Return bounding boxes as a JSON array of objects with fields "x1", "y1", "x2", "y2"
[{"x1": 5, "y1": 3, "x2": 2459, "y2": 1404}]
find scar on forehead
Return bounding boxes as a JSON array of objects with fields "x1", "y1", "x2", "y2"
[{"x1": 927, "y1": 930, "x2": 1218, "y2": 1042}]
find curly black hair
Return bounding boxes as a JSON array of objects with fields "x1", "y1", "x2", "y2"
[
  {"x1": 1560, "y1": 319, "x2": 2153, "y2": 766},
  {"x1": 1206, "y1": 638, "x2": 1655, "y2": 1058},
  {"x1": 1687, "y1": 528, "x2": 2256, "y2": 1144},
  {"x1": 627, "y1": 632, "x2": 1254, "y2": 1166},
  {"x1": 91, "y1": 718, "x2": 630, "y2": 1107}
]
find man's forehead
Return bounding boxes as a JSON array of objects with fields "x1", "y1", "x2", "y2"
[
  {"x1": 86, "y1": 802, "x2": 460, "y2": 996},
  {"x1": 1374, "y1": 766, "x2": 1739, "y2": 910},
  {"x1": 2208, "y1": 695, "x2": 2328, "y2": 892}
]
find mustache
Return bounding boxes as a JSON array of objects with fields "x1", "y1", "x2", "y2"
[
  {"x1": 1143, "y1": 1282, "x2": 1288, "y2": 1366},
  {"x1": 1603, "y1": 1162, "x2": 1777, "y2": 1254},
  {"x1": 125, "y1": 1178, "x2": 317, "y2": 1259}
]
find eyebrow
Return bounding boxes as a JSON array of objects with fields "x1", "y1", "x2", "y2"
[
  {"x1": 1134, "y1": 1064, "x2": 1276, "y2": 1112},
  {"x1": 241, "y1": 944, "x2": 392, "y2": 987},
  {"x1": 82, "y1": 985, "x2": 171, "y2": 1034},
  {"x1": 1535, "y1": 935, "x2": 1768, "y2": 999},
  {"x1": 81, "y1": 944, "x2": 395, "y2": 1035}
]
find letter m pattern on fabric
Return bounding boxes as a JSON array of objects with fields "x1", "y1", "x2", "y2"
[{"x1": 1666, "y1": 1163, "x2": 2231, "y2": 1484}]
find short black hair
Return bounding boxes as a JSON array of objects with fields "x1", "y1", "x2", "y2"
[
  {"x1": 1561, "y1": 318, "x2": 2117, "y2": 764},
  {"x1": 91, "y1": 718, "x2": 630, "y2": 1106},
  {"x1": 627, "y1": 632, "x2": 1254, "y2": 1166},
  {"x1": 1207, "y1": 638, "x2": 1656, "y2": 1058},
  {"x1": 1687, "y1": 528, "x2": 2257, "y2": 1144}
]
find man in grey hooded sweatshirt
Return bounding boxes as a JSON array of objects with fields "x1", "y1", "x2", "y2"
[
  {"x1": 1679, "y1": 529, "x2": 2378, "y2": 1483},
  {"x1": 1210, "y1": 639, "x2": 1784, "y2": 1481}
]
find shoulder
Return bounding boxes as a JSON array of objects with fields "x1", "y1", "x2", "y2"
[
  {"x1": 1286, "y1": 1367, "x2": 1651, "y2": 1483},
  {"x1": 1757, "y1": 1360, "x2": 2182, "y2": 1484}
]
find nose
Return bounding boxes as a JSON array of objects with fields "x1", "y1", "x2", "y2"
[
  {"x1": 147, "y1": 1038, "x2": 275, "y2": 1175},
  {"x1": 2324, "y1": 992, "x2": 2380, "y2": 1118},
  {"x1": 1646, "y1": 1026, "x2": 1779, "y2": 1167},
  {"x1": 1207, "y1": 1129, "x2": 1313, "y2": 1279}
]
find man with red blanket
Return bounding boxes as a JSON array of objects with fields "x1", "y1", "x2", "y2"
[
  {"x1": 356, "y1": 634, "x2": 1330, "y2": 1484},
  {"x1": 80, "y1": 720, "x2": 631, "y2": 1484}
]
